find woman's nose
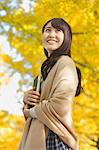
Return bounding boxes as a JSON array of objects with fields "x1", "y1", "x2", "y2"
[{"x1": 48, "y1": 30, "x2": 56, "y2": 37}]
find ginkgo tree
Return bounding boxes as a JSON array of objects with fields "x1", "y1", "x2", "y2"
[{"x1": 0, "y1": 0, "x2": 99, "y2": 149}]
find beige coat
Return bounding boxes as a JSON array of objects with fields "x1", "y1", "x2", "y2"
[{"x1": 19, "y1": 55, "x2": 79, "y2": 150}]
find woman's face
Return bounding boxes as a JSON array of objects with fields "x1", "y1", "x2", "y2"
[{"x1": 42, "y1": 22, "x2": 64, "y2": 56}]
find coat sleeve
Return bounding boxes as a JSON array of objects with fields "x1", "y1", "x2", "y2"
[{"x1": 35, "y1": 56, "x2": 78, "y2": 140}]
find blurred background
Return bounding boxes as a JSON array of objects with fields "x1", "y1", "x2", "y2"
[{"x1": 0, "y1": 0, "x2": 99, "y2": 149}]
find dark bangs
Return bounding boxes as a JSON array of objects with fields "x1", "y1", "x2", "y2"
[
  {"x1": 51, "y1": 18, "x2": 66, "y2": 34},
  {"x1": 42, "y1": 18, "x2": 66, "y2": 34}
]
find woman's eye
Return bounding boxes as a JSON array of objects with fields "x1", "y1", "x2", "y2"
[
  {"x1": 56, "y1": 29, "x2": 61, "y2": 32},
  {"x1": 45, "y1": 29, "x2": 51, "y2": 32}
]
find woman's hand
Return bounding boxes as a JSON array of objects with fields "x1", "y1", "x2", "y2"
[
  {"x1": 22, "y1": 89, "x2": 40, "y2": 120},
  {"x1": 23, "y1": 89, "x2": 40, "y2": 107},
  {"x1": 23, "y1": 107, "x2": 31, "y2": 119}
]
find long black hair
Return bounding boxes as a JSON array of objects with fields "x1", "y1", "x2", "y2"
[{"x1": 41, "y1": 18, "x2": 82, "y2": 96}]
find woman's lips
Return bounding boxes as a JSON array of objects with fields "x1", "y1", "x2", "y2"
[{"x1": 47, "y1": 39, "x2": 57, "y2": 42}]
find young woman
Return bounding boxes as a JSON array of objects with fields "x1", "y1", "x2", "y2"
[{"x1": 22, "y1": 18, "x2": 82, "y2": 150}]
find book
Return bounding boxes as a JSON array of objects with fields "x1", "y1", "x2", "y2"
[
  {"x1": 24, "y1": 75, "x2": 41, "y2": 109},
  {"x1": 33, "y1": 75, "x2": 41, "y2": 92}
]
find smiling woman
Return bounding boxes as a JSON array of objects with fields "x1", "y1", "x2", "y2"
[{"x1": 19, "y1": 18, "x2": 82, "y2": 150}]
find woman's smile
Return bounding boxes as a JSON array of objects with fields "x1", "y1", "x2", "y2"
[
  {"x1": 47, "y1": 39, "x2": 58, "y2": 44},
  {"x1": 47, "y1": 38, "x2": 58, "y2": 42}
]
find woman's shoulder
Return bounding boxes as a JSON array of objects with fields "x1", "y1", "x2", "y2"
[{"x1": 57, "y1": 55, "x2": 75, "y2": 67}]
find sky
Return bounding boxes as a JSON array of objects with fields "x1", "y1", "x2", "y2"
[
  {"x1": 0, "y1": 73, "x2": 23, "y2": 115},
  {"x1": 0, "y1": 0, "x2": 35, "y2": 115}
]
